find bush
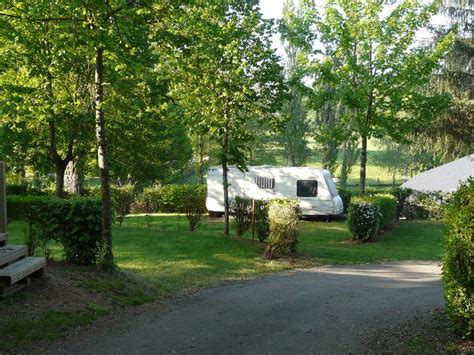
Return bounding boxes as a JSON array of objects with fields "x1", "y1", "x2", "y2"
[
  {"x1": 393, "y1": 187, "x2": 412, "y2": 219},
  {"x1": 266, "y1": 198, "x2": 300, "y2": 258},
  {"x1": 442, "y1": 179, "x2": 473, "y2": 339},
  {"x1": 406, "y1": 191, "x2": 449, "y2": 220},
  {"x1": 338, "y1": 188, "x2": 352, "y2": 213},
  {"x1": 347, "y1": 202, "x2": 379, "y2": 241},
  {"x1": 231, "y1": 196, "x2": 252, "y2": 237},
  {"x1": 112, "y1": 184, "x2": 136, "y2": 226},
  {"x1": 6, "y1": 184, "x2": 28, "y2": 195},
  {"x1": 182, "y1": 195, "x2": 206, "y2": 231},
  {"x1": 367, "y1": 194, "x2": 396, "y2": 228},
  {"x1": 6, "y1": 184, "x2": 46, "y2": 196},
  {"x1": 7, "y1": 195, "x2": 102, "y2": 265},
  {"x1": 131, "y1": 184, "x2": 206, "y2": 214},
  {"x1": 132, "y1": 187, "x2": 157, "y2": 213},
  {"x1": 254, "y1": 200, "x2": 269, "y2": 242},
  {"x1": 6, "y1": 195, "x2": 49, "y2": 222}
]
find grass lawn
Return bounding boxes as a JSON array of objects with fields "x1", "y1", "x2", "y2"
[{"x1": 7, "y1": 215, "x2": 444, "y2": 293}]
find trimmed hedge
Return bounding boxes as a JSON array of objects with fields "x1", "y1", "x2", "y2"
[
  {"x1": 352, "y1": 194, "x2": 396, "y2": 229},
  {"x1": 367, "y1": 194, "x2": 396, "y2": 228},
  {"x1": 266, "y1": 198, "x2": 300, "y2": 258},
  {"x1": 6, "y1": 184, "x2": 48, "y2": 196},
  {"x1": 347, "y1": 202, "x2": 379, "y2": 241},
  {"x1": 6, "y1": 195, "x2": 49, "y2": 222},
  {"x1": 7, "y1": 195, "x2": 102, "y2": 265},
  {"x1": 132, "y1": 184, "x2": 206, "y2": 214},
  {"x1": 442, "y1": 179, "x2": 473, "y2": 339}
]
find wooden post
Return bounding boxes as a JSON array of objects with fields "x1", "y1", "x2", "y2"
[{"x1": 0, "y1": 162, "x2": 8, "y2": 247}]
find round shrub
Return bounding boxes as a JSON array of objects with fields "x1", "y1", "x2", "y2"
[
  {"x1": 442, "y1": 179, "x2": 473, "y2": 339},
  {"x1": 231, "y1": 196, "x2": 252, "y2": 237},
  {"x1": 266, "y1": 198, "x2": 300, "y2": 258},
  {"x1": 112, "y1": 184, "x2": 136, "y2": 226},
  {"x1": 347, "y1": 202, "x2": 379, "y2": 241},
  {"x1": 182, "y1": 195, "x2": 206, "y2": 232}
]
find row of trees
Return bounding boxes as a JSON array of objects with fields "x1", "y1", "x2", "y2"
[
  {"x1": 278, "y1": 0, "x2": 472, "y2": 187},
  {"x1": 0, "y1": 0, "x2": 287, "y2": 266},
  {"x1": 0, "y1": 0, "x2": 470, "y2": 267}
]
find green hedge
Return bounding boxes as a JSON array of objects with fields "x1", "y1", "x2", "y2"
[
  {"x1": 442, "y1": 179, "x2": 473, "y2": 339},
  {"x1": 367, "y1": 194, "x2": 396, "y2": 228},
  {"x1": 353, "y1": 194, "x2": 396, "y2": 229},
  {"x1": 347, "y1": 202, "x2": 379, "y2": 241},
  {"x1": 132, "y1": 184, "x2": 206, "y2": 213},
  {"x1": 6, "y1": 195, "x2": 49, "y2": 222},
  {"x1": 7, "y1": 195, "x2": 102, "y2": 265},
  {"x1": 6, "y1": 184, "x2": 47, "y2": 196}
]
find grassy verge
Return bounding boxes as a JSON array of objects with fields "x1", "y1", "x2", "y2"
[{"x1": 3, "y1": 215, "x2": 444, "y2": 351}]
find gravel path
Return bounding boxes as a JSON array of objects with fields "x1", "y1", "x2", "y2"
[{"x1": 46, "y1": 261, "x2": 444, "y2": 354}]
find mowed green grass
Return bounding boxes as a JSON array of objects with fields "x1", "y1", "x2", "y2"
[
  {"x1": 299, "y1": 219, "x2": 444, "y2": 264},
  {"x1": 7, "y1": 215, "x2": 444, "y2": 294}
]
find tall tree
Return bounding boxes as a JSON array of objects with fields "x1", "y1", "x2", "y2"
[
  {"x1": 1, "y1": 0, "x2": 160, "y2": 269},
  {"x1": 170, "y1": 1, "x2": 285, "y2": 235},
  {"x1": 310, "y1": 0, "x2": 453, "y2": 193},
  {"x1": 411, "y1": 0, "x2": 473, "y2": 162},
  {"x1": 0, "y1": 5, "x2": 94, "y2": 196},
  {"x1": 279, "y1": 0, "x2": 311, "y2": 167}
]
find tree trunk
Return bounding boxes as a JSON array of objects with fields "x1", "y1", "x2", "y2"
[
  {"x1": 55, "y1": 163, "x2": 67, "y2": 197},
  {"x1": 222, "y1": 130, "x2": 230, "y2": 236},
  {"x1": 359, "y1": 135, "x2": 367, "y2": 194},
  {"x1": 340, "y1": 143, "x2": 349, "y2": 188},
  {"x1": 197, "y1": 134, "x2": 205, "y2": 185},
  {"x1": 94, "y1": 47, "x2": 114, "y2": 270},
  {"x1": 65, "y1": 156, "x2": 84, "y2": 195}
]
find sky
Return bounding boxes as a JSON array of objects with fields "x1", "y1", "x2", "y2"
[
  {"x1": 259, "y1": 0, "x2": 445, "y2": 60},
  {"x1": 259, "y1": 0, "x2": 285, "y2": 57}
]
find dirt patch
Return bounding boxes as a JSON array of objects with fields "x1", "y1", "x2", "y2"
[
  {"x1": 366, "y1": 309, "x2": 473, "y2": 354},
  {"x1": 1, "y1": 261, "x2": 111, "y2": 321}
]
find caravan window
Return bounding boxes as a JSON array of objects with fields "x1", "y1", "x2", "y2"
[
  {"x1": 297, "y1": 180, "x2": 318, "y2": 197},
  {"x1": 254, "y1": 177, "x2": 275, "y2": 189}
]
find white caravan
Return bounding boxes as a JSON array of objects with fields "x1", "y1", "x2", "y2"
[{"x1": 206, "y1": 166, "x2": 344, "y2": 216}]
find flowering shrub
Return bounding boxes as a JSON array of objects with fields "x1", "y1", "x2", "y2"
[{"x1": 347, "y1": 202, "x2": 379, "y2": 241}]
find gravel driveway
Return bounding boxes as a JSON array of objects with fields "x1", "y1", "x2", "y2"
[{"x1": 46, "y1": 261, "x2": 444, "y2": 354}]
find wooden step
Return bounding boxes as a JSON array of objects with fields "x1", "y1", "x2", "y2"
[
  {"x1": 0, "y1": 245, "x2": 27, "y2": 267},
  {"x1": 0, "y1": 256, "x2": 46, "y2": 285},
  {"x1": 0, "y1": 233, "x2": 7, "y2": 243}
]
